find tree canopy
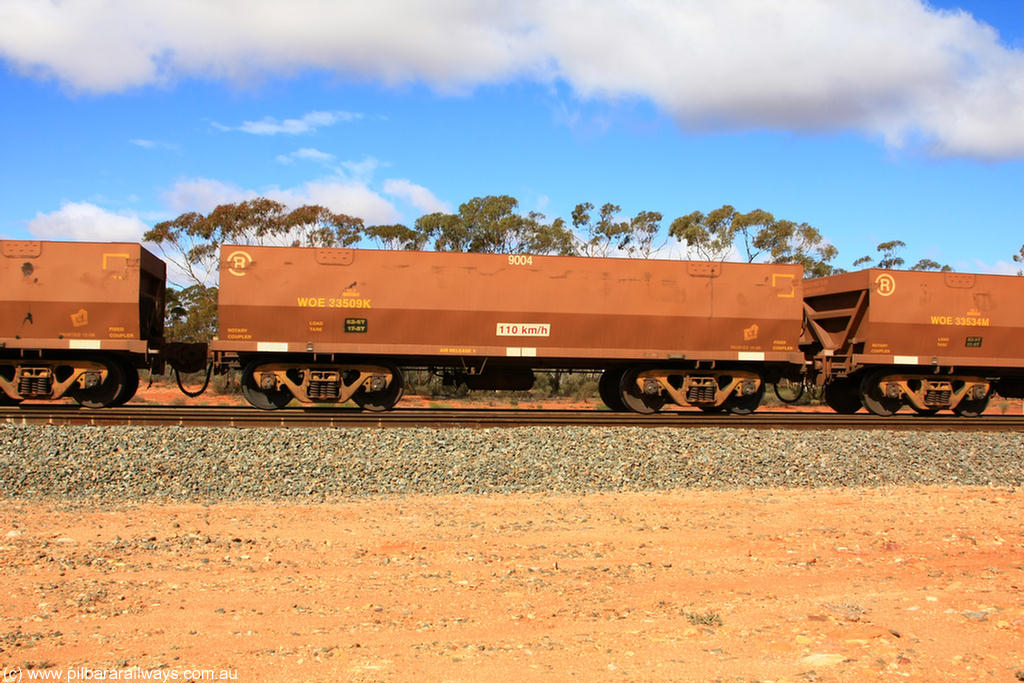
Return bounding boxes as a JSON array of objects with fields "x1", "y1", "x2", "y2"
[
  {"x1": 853, "y1": 240, "x2": 952, "y2": 271},
  {"x1": 669, "y1": 204, "x2": 838, "y2": 276},
  {"x1": 414, "y1": 195, "x2": 575, "y2": 255},
  {"x1": 163, "y1": 284, "x2": 218, "y2": 343},
  {"x1": 144, "y1": 198, "x2": 364, "y2": 288}
]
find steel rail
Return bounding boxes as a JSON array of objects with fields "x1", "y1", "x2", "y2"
[{"x1": 2, "y1": 405, "x2": 1023, "y2": 431}]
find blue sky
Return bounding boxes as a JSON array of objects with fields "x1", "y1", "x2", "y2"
[{"x1": 1, "y1": 0, "x2": 1023, "y2": 283}]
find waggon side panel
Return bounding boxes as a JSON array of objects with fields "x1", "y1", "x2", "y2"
[
  {"x1": 213, "y1": 246, "x2": 805, "y2": 365},
  {"x1": 0, "y1": 241, "x2": 164, "y2": 352},
  {"x1": 805, "y1": 268, "x2": 1024, "y2": 370}
]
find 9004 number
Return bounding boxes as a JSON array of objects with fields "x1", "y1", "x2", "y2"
[{"x1": 508, "y1": 254, "x2": 534, "y2": 266}]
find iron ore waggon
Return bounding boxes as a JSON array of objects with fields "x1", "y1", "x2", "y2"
[
  {"x1": 803, "y1": 268, "x2": 1024, "y2": 416},
  {"x1": 213, "y1": 245, "x2": 807, "y2": 412},
  {"x1": 0, "y1": 240, "x2": 166, "y2": 406},
  {"x1": 6, "y1": 238, "x2": 1023, "y2": 417}
]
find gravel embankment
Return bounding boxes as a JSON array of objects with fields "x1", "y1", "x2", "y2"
[{"x1": 1, "y1": 424, "x2": 1022, "y2": 501}]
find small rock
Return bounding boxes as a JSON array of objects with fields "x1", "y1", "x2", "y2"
[{"x1": 801, "y1": 653, "x2": 845, "y2": 667}]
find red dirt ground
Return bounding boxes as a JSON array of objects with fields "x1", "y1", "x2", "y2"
[{"x1": 1, "y1": 488, "x2": 1022, "y2": 682}]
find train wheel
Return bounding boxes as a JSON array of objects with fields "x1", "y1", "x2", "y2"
[
  {"x1": 111, "y1": 362, "x2": 140, "y2": 407},
  {"x1": 859, "y1": 370, "x2": 902, "y2": 417},
  {"x1": 618, "y1": 368, "x2": 665, "y2": 414},
  {"x1": 352, "y1": 366, "x2": 404, "y2": 412},
  {"x1": 724, "y1": 382, "x2": 765, "y2": 415},
  {"x1": 953, "y1": 395, "x2": 989, "y2": 417},
  {"x1": 598, "y1": 368, "x2": 628, "y2": 412},
  {"x1": 72, "y1": 359, "x2": 126, "y2": 408},
  {"x1": 824, "y1": 378, "x2": 862, "y2": 414},
  {"x1": 241, "y1": 362, "x2": 292, "y2": 410}
]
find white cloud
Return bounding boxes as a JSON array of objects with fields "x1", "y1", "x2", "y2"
[
  {"x1": 130, "y1": 138, "x2": 177, "y2": 150},
  {"x1": 160, "y1": 176, "x2": 404, "y2": 225},
  {"x1": 3, "y1": 1, "x2": 1024, "y2": 158},
  {"x1": 161, "y1": 178, "x2": 255, "y2": 214},
  {"x1": 382, "y1": 179, "x2": 451, "y2": 214},
  {"x1": 27, "y1": 202, "x2": 149, "y2": 241},
  {"x1": 266, "y1": 181, "x2": 402, "y2": 224},
  {"x1": 222, "y1": 110, "x2": 361, "y2": 135},
  {"x1": 337, "y1": 157, "x2": 383, "y2": 184},
  {"x1": 276, "y1": 147, "x2": 336, "y2": 165},
  {"x1": 965, "y1": 259, "x2": 1023, "y2": 276}
]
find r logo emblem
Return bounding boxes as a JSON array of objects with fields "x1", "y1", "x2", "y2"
[
  {"x1": 227, "y1": 250, "x2": 253, "y2": 277},
  {"x1": 875, "y1": 273, "x2": 896, "y2": 297}
]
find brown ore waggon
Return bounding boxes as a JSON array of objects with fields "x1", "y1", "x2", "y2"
[
  {"x1": 5, "y1": 239, "x2": 1024, "y2": 417},
  {"x1": 0, "y1": 240, "x2": 166, "y2": 406},
  {"x1": 802, "y1": 268, "x2": 1024, "y2": 416},
  {"x1": 213, "y1": 245, "x2": 807, "y2": 412}
]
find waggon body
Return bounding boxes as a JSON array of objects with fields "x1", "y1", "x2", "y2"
[
  {"x1": 0, "y1": 240, "x2": 166, "y2": 405},
  {"x1": 804, "y1": 268, "x2": 1024, "y2": 415},
  {"x1": 213, "y1": 245, "x2": 806, "y2": 411}
]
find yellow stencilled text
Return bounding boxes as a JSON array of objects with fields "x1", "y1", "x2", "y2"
[
  {"x1": 107, "y1": 326, "x2": 137, "y2": 339},
  {"x1": 297, "y1": 296, "x2": 372, "y2": 309},
  {"x1": 930, "y1": 315, "x2": 990, "y2": 327}
]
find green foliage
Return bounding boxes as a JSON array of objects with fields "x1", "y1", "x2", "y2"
[
  {"x1": 572, "y1": 202, "x2": 630, "y2": 256},
  {"x1": 531, "y1": 372, "x2": 600, "y2": 400},
  {"x1": 910, "y1": 258, "x2": 952, "y2": 272},
  {"x1": 854, "y1": 241, "x2": 952, "y2": 272},
  {"x1": 364, "y1": 223, "x2": 429, "y2": 250},
  {"x1": 571, "y1": 203, "x2": 666, "y2": 258},
  {"x1": 750, "y1": 219, "x2": 839, "y2": 278},
  {"x1": 144, "y1": 198, "x2": 364, "y2": 287},
  {"x1": 669, "y1": 204, "x2": 838, "y2": 276},
  {"x1": 626, "y1": 210, "x2": 665, "y2": 258},
  {"x1": 164, "y1": 285, "x2": 218, "y2": 342},
  {"x1": 1014, "y1": 243, "x2": 1024, "y2": 275},
  {"x1": 415, "y1": 195, "x2": 575, "y2": 255},
  {"x1": 668, "y1": 205, "x2": 741, "y2": 261},
  {"x1": 875, "y1": 240, "x2": 906, "y2": 269}
]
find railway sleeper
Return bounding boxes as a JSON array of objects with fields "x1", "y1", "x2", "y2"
[
  {"x1": 249, "y1": 362, "x2": 399, "y2": 406},
  {"x1": 0, "y1": 360, "x2": 111, "y2": 402},
  {"x1": 633, "y1": 369, "x2": 763, "y2": 410},
  {"x1": 863, "y1": 373, "x2": 990, "y2": 415}
]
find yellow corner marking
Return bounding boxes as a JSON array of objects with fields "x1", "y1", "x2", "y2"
[
  {"x1": 772, "y1": 273, "x2": 795, "y2": 298},
  {"x1": 102, "y1": 253, "x2": 130, "y2": 268}
]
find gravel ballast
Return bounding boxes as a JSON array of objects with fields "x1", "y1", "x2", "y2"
[{"x1": 1, "y1": 424, "x2": 1022, "y2": 501}]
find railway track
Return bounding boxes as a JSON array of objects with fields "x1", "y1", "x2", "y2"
[{"x1": 3, "y1": 405, "x2": 1023, "y2": 431}]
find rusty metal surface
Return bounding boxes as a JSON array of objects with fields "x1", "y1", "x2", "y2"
[
  {"x1": 3, "y1": 404, "x2": 1023, "y2": 431},
  {"x1": 804, "y1": 268, "x2": 1024, "y2": 370},
  {"x1": 213, "y1": 246, "x2": 804, "y2": 367},
  {"x1": 0, "y1": 241, "x2": 165, "y2": 351}
]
